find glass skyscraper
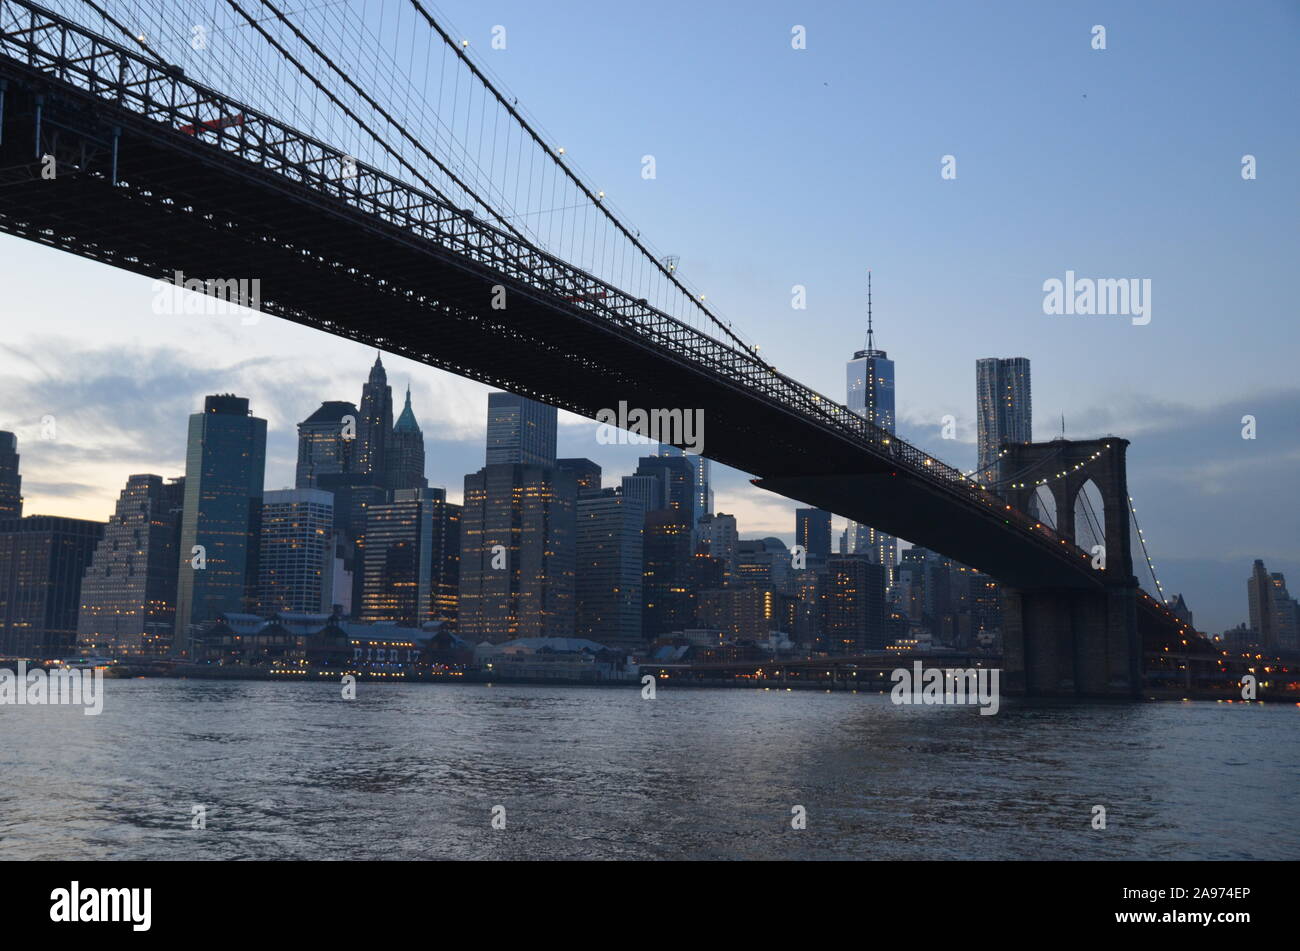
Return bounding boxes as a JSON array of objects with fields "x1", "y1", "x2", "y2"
[
  {"x1": 174, "y1": 394, "x2": 267, "y2": 654},
  {"x1": 658, "y1": 444, "x2": 711, "y2": 525},
  {"x1": 845, "y1": 273, "x2": 897, "y2": 587},
  {"x1": 486, "y1": 391, "x2": 557, "y2": 468}
]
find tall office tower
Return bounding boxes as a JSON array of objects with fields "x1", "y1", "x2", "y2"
[
  {"x1": 0, "y1": 431, "x2": 21, "y2": 518},
  {"x1": 295, "y1": 401, "x2": 357, "y2": 489},
  {"x1": 696, "y1": 511, "x2": 738, "y2": 583},
  {"x1": 976, "y1": 356, "x2": 1033, "y2": 488},
  {"x1": 357, "y1": 353, "x2": 394, "y2": 483},
  {"x1": 792, "y1": 569, "x2": 823, "y2": 647},
  {"x1": 824, "y1": 555, "x2": 887, "y2": 653},
  {"x1": 387, "y1": 385, "x2": 429, "y2": 491},
  {"x1": 642, "y1": 508, "x2": 693, "y2": 639},
  {"x1": 1250, "y1": 563, "x2": 1300, "y2": 652},
  {"x1": 174, "y1": 394, "x2": 267, "y2": 655},
  {"x1": 360, "y1": 487, "x2": 460, "y2": 628},
  {"x1": 695, "y1": 457, "x2": 713, "y2": 520},
  {"x1": 486, "y1": 391, "x2": 557, "y2": 467},
  {"x1": 1277, "y1": 597, "x2": 1300, "y2": 651},
  {"x1": 575, "y1": 492, "x2": 645, "y2": 650},
  {"x1": 658, "y1": 444, "x2": 712, "y2": 523},
  {"x1": 795, "y1": 508, "x2": 832, "y2": 562},
  {"x1": 0, "y1": 516, "x2": 104, "y2": 657},
  {"x1": 1247, "y1": 559, "x2": 1275, "y2": 650},
  {"x1": 77, "y1": 474, "x2": 185, "y2": 657},
  {"x1": 257, "y1": 488, "x2": 335, "y2": 615},
  {"x1": 633, "y1": 454, "x2": 696, "y2": 527},
  {"x1": 620, "y1": 473, "x2": 666, "y2": 513},
  {"x1": 459, "y1": 464, "x2": 575, "y2": 641},
  {"x1": 1269, "y1": 574, "x2": 1300, "y2": 650},
  {"x1": 558, "y1": 458, "x2": 603, "y2": 498},
  {"x1": 845, "y1": 273, "x2": 898, "y2": 588}
]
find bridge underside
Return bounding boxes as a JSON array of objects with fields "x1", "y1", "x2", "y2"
[
  {"x1": 753, "y1": 474, "x2": 1097, "y2": 590},
  {"x1": 0, "y1": 72, "x2": 1101, "y2": 594}
]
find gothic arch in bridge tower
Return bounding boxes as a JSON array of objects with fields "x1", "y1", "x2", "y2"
[
  {"x1": 1001, "y1": 437, "x2": 1133, "y2": 580},
  {"x1": 1068, "y1": 478, "x2": 1107, "y2": 559}
]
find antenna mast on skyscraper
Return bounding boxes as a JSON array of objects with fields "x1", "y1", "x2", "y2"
[{"x1": 866, "y1": 269, "x2": 874, "y2": 352}]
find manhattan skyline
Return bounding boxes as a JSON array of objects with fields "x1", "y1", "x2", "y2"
[{"x1": 0, "y1": 0, "x2": 1297, "y2": 635}]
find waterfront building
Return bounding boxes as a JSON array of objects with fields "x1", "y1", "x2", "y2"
[
  {"x1": 360, "y1": 487, "x2": 460, "y2": 628},
  {"x1": 76, "y1": 474, "x2": 185, "y2": 657},
  {"x1": 258, "y1": 488, "x2": 335, "y2": 615},
  {"x1": 174, "y1": 394, "x2": 267, "y2": 654},
  {"x1": 458, "y1": 464, "x2": 575, "y2": 641},
  {"x1": 0, "y1": 515, "x2": 104, "y2": 657}
]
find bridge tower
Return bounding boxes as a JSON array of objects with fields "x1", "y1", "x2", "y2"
[{"x1": 997, "y1": 437, "x2": 1141, "y2": 698}]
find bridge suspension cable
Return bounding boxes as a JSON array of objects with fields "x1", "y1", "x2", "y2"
[
  {"x1": 401, "y1": 0, "x2": 770, "y2": 362},
  {"x1": 63, "y1": 0, "x2": 778, "y2": 361},
  {"x1": 233, "y1": 0, "x2": 530, "y2": 242},
  {"x1": 1128, "y1": 495, "x2": 1168, "y2": 604}
]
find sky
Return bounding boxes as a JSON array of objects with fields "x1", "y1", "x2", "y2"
[{"x1": 1, "y1": 0, "x2": 1297, "y2": 634}]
